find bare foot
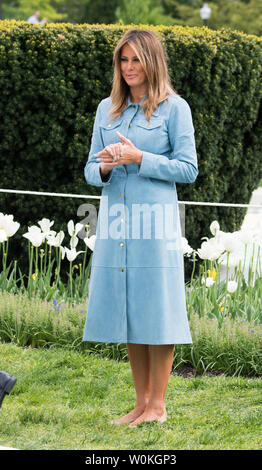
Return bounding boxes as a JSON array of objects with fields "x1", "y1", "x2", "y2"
[
  {"x1": 129, "y1": 406, "x2": 167, "y2": 427},
  {"x1": 110, "y1": 404, "x2": 147, "y2": 425}
]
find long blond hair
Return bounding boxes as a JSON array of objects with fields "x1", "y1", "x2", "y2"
[{"x1": 109, "y1": 28, "x2": 179, "y2": 122}]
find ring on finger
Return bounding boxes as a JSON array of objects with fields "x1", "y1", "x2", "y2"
[{"x1": 106, "y1": 146, "x2": 113, "y2": 156}]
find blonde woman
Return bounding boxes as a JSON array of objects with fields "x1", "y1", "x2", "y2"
[{"x1": 83, "y1": 28, "x2": 198, "y2": 427}]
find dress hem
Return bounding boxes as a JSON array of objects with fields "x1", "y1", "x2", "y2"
[{"x1": 82, "y1": 337, "x2": 193, "y2": 345}]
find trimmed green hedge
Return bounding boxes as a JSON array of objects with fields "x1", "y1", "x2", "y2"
[{"x1": 0, "y1": 20, "x2": 261, "y2": 279}]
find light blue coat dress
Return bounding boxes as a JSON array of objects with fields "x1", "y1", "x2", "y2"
[{"x1": 82, "y1": 93, "x2": 198, "y2": 344}]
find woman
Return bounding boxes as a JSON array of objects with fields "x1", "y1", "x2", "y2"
[{"x1": 82, "y1": 28, "x2": 198, "y2": 427}]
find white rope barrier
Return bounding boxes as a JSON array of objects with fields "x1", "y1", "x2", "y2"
[
  {"x1": 0, "y1": 188, "x2": 101, "y2": 200},
  {"x1": 0, "y1": 188, "x2": 262, "y2": 209}
]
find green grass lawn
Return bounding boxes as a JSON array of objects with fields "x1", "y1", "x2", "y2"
[{"x1": 0, "y1": 342, "x2": 261, "y2": 450}]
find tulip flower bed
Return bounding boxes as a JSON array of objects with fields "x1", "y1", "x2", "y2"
[
  {"x1": 0, "y1": 213, "x2": 95, "y2": 303},
  {"x1": 184, "y1": 219, "x2": 262, "y2": 329},
  {"x1": 0, "y1": 212, "x2": 261, "y2": 376}
]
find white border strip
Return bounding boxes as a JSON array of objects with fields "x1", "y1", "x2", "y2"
[{"x1": 0, "y1": 446, "x2": 19, "y2": 450}]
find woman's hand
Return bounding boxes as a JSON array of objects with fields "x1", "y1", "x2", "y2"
[{"x1": 95, "y1": 132, "x2": 143, "y2": 166}]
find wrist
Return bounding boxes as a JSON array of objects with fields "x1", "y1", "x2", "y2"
[
  {"x1": 100, "y1": 164, "x2": 110, "y2": 176},
  {"x1": 136, "y1": 150, "x2": 143, "y2": 164},
  {"x1": 100, "y1": 164, "x2": 111, "y2": 181}
]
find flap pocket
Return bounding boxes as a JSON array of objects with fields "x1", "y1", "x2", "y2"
[
  {"x1": 99, "y1": 119, "x2": 123, "y2": 131},
  {"x1": 99, "y1": 119, "x2": 123, "y2": 146},
  {"x1": 136, "y1": 119, "x2": 162, "y2": 130}
]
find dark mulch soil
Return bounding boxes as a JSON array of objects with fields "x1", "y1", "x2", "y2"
[{"x1": 172, "y1": 364, "x2": 229, "y2": 378}]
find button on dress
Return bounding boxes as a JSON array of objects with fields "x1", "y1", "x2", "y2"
[{"x1": 82, "y1": 93, "x2": 198, "y2": 344}]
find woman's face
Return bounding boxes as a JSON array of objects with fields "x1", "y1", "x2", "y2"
[{"x1": 120, "y1": 43, "x2": 147, "y2": 89}]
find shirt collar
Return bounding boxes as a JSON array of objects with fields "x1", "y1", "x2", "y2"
[
  {"x1": 126, "y1": 94, "x2": 147, "y2": 108},
  {"x1": 126, "y1": 94, "x2": 159, "y2": 116}
]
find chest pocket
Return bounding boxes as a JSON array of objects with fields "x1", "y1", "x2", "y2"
[
  {"x1": 136, "y1": 118, "x2": 162, "y2": 130},
  {"x1": 99, "y1": 119, "x2": 123, "y2": 147},
  {"x1": 135, "y1": 118, "x2": 167, "y2": 154}
]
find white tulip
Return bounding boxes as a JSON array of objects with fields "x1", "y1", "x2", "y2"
[
  {"x1": 201, "y1": 275, "x2": 215, "y2": 287},
  {"x1": 217, "y1": 231, "x2": 242, "y2": 252},
  {"x1": 197, "y1": 237, "x2": 224, "y2": 260},
  {"x1": 23, "y1": 226, "x2": 45, "y2": 247},
  {"x1": 0, "y1": 214, "x2": 20, "y2": 238},
  {"x1": 70, "y1": 235, "x2": 79, "y2": 250},
  {"x1": 0, "y1": 213, "x2": 12, "y2": 226},
  {"x1": 181, "y1": 237, "x2": 193, "y2": 255},
  {"x1": 45, "y1": 230, "x2": 57, "y2": 239},
  {"x1": 0, "y1": 213, "x2": 6, "y2": 232},
  {"x1": 38, "y1": 218, "x2": 54, "y2": 234},
  {"x1": 41, "y1": 229, "x2": 57, "y2": 244},
  {"x1": 210, "y1": 220, "x2": 220, "y2": 236},
  {"x1": 5, "y1": 221, "x2": 20, "y2": 238},
  {"x1": 0, "y1": 229, "x2": 8, "y2": 242},
  {"x1": 64, "y1": 247, "x2": 85, "y2": 262},
  {"x1": 56, "y1": 231, "x2": 65, "y2": 245},
  {"x1": 67, "y1": 220, "x2": 84, "y2": 237},
  {"x1": 84, "y1": 235, "x2": 96, "y2": 252},
  {"x1": 206, "y1": 276, "x2": 215, "y2": 287},
  {"x1": 59, "y1": 245, "x2": 65, "y2": 260},
  {"x1": 27, "y1": 225, "x2": 41, "y2": 233},
  {"x1": 46, "y1": 230, "x2": 65, "y2": 247},
  {"x1": 227, "y1": 280, "x2": 238, "y2": 293}
]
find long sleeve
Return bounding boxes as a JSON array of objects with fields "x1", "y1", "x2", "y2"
[
  {"x1": 137, "y1": 97, "x2": 198, "y2": 184},
  {"x1": 84, "y1": 101, "x2": 113, "y2": 187}
]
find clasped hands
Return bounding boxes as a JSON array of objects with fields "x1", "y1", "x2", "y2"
[{"x1": 95, "y1": 131, "x2": 143, "y2": 170}]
